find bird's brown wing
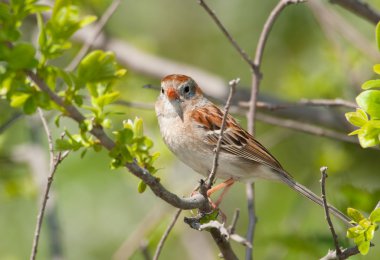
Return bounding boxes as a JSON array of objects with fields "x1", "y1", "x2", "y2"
[{"x1": 191, "y1": 104, "x2": 290, "y2": 176}]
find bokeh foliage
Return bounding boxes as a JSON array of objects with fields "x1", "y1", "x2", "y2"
[{"x1": 1, "y1": 0, "x2": 380, "y2": 259}]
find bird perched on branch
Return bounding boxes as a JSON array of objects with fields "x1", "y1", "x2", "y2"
[{"x1": 155, "y1": 74, "x2": 350, "y2": 224}]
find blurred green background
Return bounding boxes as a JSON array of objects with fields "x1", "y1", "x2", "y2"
[{"x1": 1, "y1": 0, "x2": 380, "y2": 259}]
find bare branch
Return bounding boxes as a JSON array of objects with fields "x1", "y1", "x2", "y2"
[
  {"x1": 195, "y1": 221, "x2": 239, "y2": 260},
  {"x1": 206, "y1": 78, "x2": 239, "y2": 187},
  {"x1": 248, "y1": 0, "x2": 303, "y2": 134},
  {"x1": 244, "y1": 182, "x2": 255, "y2": 260},
  {"x1": 66, "y1": 0, "x2": 122, "y2": 71},
  {"x1": 196, "y1": 0, "x2": 255, "y2": 70},
  {"x1": 329, "y1": 0, "x2": 380, "y2": 25},
  {"x1": 256, "y1": 113, "x2": 359, "y2": 144},
  {"x1": 30, "y1": 110, "x2": 69, "y2": 260},
  {"x1": 241, "y1": 98, "x2": 357, "y2": 110},
  {"x1": 320, "y1": 167, "x2": 342, "y2": 259},
  {"x1": 321, "y1": 246, "x2": 362, "y2": 260},
  {"x1": 153, "y1": 209, "x2": 182, "y2": 260},
  {"x1": 245, "y1": 2, "x2": 304, "y2": 258}
]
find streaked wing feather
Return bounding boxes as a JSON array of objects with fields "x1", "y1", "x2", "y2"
[{"x1": 191, "y1": 105, "x2": 288, "y2": 175}]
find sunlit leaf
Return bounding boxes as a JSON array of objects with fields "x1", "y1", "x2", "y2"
[
  {"x1": 356, "y1": 90, "x2": 380, "y2": 118},
  {"x1": 10, "y1": 93, "x2": 30, "y2": 107},
  {"x1": 370, "y1": 208, "x2": 380, "y2": 222},
  {"x1": 358, "y1": 240, "x2": 370, "y2": 255},
  {"x1": 345, "y1": 109, "x2": 368, "y2": 127},
  {"x1": 373, "y1": 64, "x2": 380, "y2": 75},
  {"x1": 77, "y1": 50, "x2": 126, "y2": 84},
  {"x1": 348, "y1": 208, "x2": 365, "y2": 223},
  {"x1": 362, "y1": 79, "x2": 380, "y2": 90}
]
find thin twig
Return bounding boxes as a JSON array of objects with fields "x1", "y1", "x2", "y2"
[
  {"x1": 197, "y1": 0, "x2": 255, "y2": 70},
  {"x1": 228, "y1": 208, "x2": 240, "y2": 235},
  {"x1": 320, "y1": 166, "x2": 342, "y2": 259},
  {"x1": 153, "y1": 209, "x2": 182, "y2": 260},
  {"x1": 245, "y1": 2, "x2": 303, "y2": 258},
  {"x1": 38, "y1": 109, "x2": 54, "y2": 168},
  {"x1": 66, "y1": 0, "x2": 122, "y2": 71},
  {"x1": 30, "y1": 110, "x2": 68, "y2": 260},
  {"x1": 248, "y1": 0, "x2": 303, "y2": 134},
  {"x1": 0, "y1": 112, "x2": 22, "y2": 134},
  {"x1": 206, "y1": 78, "x2": 239, "y2": 187},
  {"x1": 330, "y1": 0, "x2": 380, "y2": 25},
  {"x1": 244, "y1": 182, "x2": 255, "y2": 260}
]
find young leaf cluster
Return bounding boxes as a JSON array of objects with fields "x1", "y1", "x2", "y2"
[
  {"x1": 0, "y1": 0, "x2": 158, "y2": 192},
  {"x1": 346, "y1": 207, "x2": 380, "y2": 255},
  {"x1": 346, "y1": 22, "x2": 380, "y2": 147},
  {"x1": 112, "y1": 118, "x2": 159, "y2": 193}
]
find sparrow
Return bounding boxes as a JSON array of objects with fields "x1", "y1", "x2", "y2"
[{"x1": 155, "y1": 74, "x2": 350, "y2": 224}]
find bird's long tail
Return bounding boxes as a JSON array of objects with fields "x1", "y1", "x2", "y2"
[{"x1": 278, "y1": 174, "x2": 352, "y2": 225}]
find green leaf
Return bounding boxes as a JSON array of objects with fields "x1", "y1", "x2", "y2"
[
  {"x1": 94, "y1": 91, "x2": 119, "y2": 108},
  {"x1": 356, "y1": 90, "x2": 380, "y2": 118},
  {"x1": 10, "y1": 93, "x2": 30, "y2": 107},
  {"x1": 102, "y1": 118, "x2": 112, "y2": 129},
  {"x1": 347, "y1": 226, "x2": 361, "y2": 238},
  {"x1": 77, "y1": 50, "x2": 126, "y2": 83},
  {"x1": 113, "y1": 128, "x2": 133, "y2": 144},
  {"x1": 373, "y1": 64, "x2": 380, "y2": 75},
  {"x1": 134, "y1": 117, "x2": 144, "y2": 138},
  {"x1": 370, "y1": 208, "x2": 380, "y2": 222},
  {"x1": 78, "y1": 15, "x2": 97, "y2": 28},
  {"x1": 362, "y1": 79, "x2": 380, "y2": 90},
  {"x1": 345, "y1": 109, "x2": 368, "y2": 127},
  {"x1": 348, "y1": 129, "x2": 361, "y2": 136},
  {"x1": 137, "y1": 181, "x2": 147, "y2": 193},
  {"x1": 199, "y1": 210, "x2": 219, "y2": 224},
  {"x1": 55, "y1": 139, "x2": 74, "y2": 151},
  {"x1": 8, "y1": 43, "x2": 37, "y2": 69},
  {"x1": 23, "y1": 96, "x2": 37, "y2": 114},
  {"x1": 358, "y1": 240, "x2": 370, "y2": 255},
  {"x1": 366, "y1": 224, "x2": 376, "y2": 241},
  {"x1": 376, "y1": 21, "x2": 380, "y2": 51},
  {"x1": 357, "y1": 122, "x2": 380, "y2": 148},
  {"x1": 348, "y1": 208, "x2": 365, "y2": 223}
]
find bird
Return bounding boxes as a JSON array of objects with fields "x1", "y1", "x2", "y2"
[{"x1": 155, "y1": 74, "x2": 350, "y2": 224}]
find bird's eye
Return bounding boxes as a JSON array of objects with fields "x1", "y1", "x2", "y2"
[
  {"x1": 184, "y1": 86, "x2": 190, "y2": 93},
  {"x1": 161, "y1": 88, "x2": 164, "y2": 94}
]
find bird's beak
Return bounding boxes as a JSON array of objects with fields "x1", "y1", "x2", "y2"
[
  {"x1": 165, "y1": 87, "x2": 183, "y2": 120},
  {"x1": 166, "y1": 87, "x2": 179, "y2": 102}
]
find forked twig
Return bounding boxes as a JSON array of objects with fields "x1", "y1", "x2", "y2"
[{"x1": 30, "y1": 109, "x2": 69, "y2": 260}]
